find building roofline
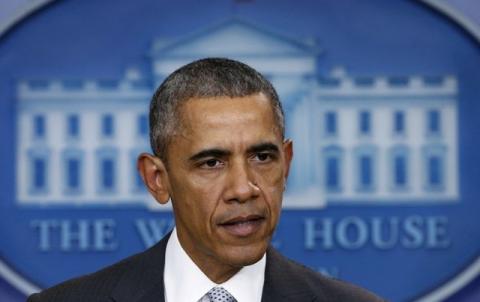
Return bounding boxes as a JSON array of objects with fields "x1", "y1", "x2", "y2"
[{"x1": 149, "y1": 17, "x2": 322, "y2": 57}]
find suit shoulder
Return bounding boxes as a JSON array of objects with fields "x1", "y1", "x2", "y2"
[
  {"x1": 267, "y1": 248, "x2": 385, "y2": 302},
  {"x1": 27, "y1": 253, "x2": 137, "y2": 302},
  {"x1": 27, "y1": 237, "x2": 167, "y2": 302}
]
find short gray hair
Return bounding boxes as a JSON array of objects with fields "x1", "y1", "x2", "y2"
[{"x1": 149, "y1": 57, "x2": 285, "y2": 161}]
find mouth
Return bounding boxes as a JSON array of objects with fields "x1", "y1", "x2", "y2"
[{"x1": 218, "y1": 215, "x2": 265, "y2": 237}]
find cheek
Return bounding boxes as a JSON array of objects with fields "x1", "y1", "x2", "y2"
[
  {"x1": 180, "y1": 175, "x2": 224, "y2": 218},
  {"x1": 189, "y1": 174, "x2": 226, "y2": 201},
  {"x1": 255, "y1": 164, "x2": 285, "y2": 192},
  {"x1": 254, "y1": 166, "x2": 285, "y2": 214}
]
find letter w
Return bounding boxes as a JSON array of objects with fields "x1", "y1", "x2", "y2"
[{"x1": 135, "y1": 219, "x2": 174, "y2": 248}]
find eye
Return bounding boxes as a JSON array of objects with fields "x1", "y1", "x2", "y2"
[
  {"x1": 253, "y1": 152, "x2": 273, "y2": 163},
  {"x1": 200, "y1": 159, "x2": 223, "y2": 169}
]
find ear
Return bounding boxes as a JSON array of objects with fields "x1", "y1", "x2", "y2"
[
  {"x1": 282, "y1": 139, "x2": 293, "y2": 179},
  {"x1": 137, "y1": 152, "x2": 171, "y2": 204}
]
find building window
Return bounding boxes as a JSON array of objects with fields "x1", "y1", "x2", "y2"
[
  {"x1": 33, "y1": 158, "x2": 46, "y2": 190},
  {"x1": 359, "y1": 155, "x2": 373, "y2": 188},
  {"x1": 427, "y1": 109, "x2": 441, "y2": 135},
  {"x1": 97, "y1": 148, "x2": 117, "y2": 193},
  {"x1": 354, "y1": 145, "x2": 377, "y2": 192},
  {"x1": 101, "y1": 158, "x2": 115, "y2": 190},
  {"x1": 28, "y1": 149, "x2": 50, "y2": 194},
  {"x1": 389, "y1": 146, "x2": 409, "y2": 190},
  {"x1": 359, "y1": 111, "x2": 371, "y2": 135},
  {"x1": 67, "y1": 158, "x2": 80, "y2": 189},
  {"x1": 33, "y1": 115, "x2": 46, "y2": 139},
  {"x1": 326, "y1": 157, "x2": 340, "y2": 189},
  {"x1": 393, "y1": 111, "x2": 405, "y2": 135},
  {"x1": 67, "y1": 114, "x2": 80, "y2": 138},
  {"x1": 323, "y1": 146, "x2": 343, "y2": 193},
  {"x1": 63, "y1": 149, "x2": 83, "y2": 194},
  {"x1": 101, "y1": 114, "x2": 114, "y2": 137},
  {"x1": 428, "y1": 156, "x2": 442, "y2": 186},
  {"x1": 422, "y1": 145, "x2": 446, "y2": 191},
  {"x1": 325, "y1": 111, "x2": 337, "y2": 136},
  {"x1": 137, "y1": 114, "x2": 148, "y2": 137},
  {"x1": 394, "y1": 155, "x2": 407, "y2": 187}
]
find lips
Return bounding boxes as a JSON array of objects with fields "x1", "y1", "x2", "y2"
[{"x1": 218, "y1": 215, "x2": 265, "y2": 237}]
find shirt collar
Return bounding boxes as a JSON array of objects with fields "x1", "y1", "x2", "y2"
[{"x1": 164, "y1": 228, "x2": 266, "y2": 302}]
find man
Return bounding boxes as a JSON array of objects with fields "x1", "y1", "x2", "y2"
[{"x1": 28, "y1": 58, "x2": 384, "y2": 302}]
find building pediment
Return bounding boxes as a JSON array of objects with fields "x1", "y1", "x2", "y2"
[{"x1": 151, "y1": 18, "x2": 320, "y2": 58}]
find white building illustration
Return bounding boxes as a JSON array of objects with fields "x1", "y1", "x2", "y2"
[
  {"x1": 15, "y1": 19, "x2": 459, "y2": 209},
  {"x1": 287, "y1": 68, "x2": 458, "y2": 207}
]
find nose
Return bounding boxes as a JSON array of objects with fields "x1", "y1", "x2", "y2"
[{"x1": 223, "y1": 160, "x2": 260, "y2": 203}]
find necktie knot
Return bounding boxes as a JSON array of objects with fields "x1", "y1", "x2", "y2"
[{"x1": 206, "y1": 286, "x2": 237, "y2": 302}]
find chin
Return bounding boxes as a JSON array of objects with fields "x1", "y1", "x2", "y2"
[{"x1": 222, "y1": 242, "x2": 268, "y2": 267}]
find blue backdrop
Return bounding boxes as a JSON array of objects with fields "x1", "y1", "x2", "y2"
[{"x1": 0, "y1": 1, "x2": 479, "y2": 301}]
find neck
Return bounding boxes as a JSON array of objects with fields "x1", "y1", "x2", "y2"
[
  {"x1": 198, "y1": 260, "x2": 241, "y2": 284},
  {"x1": 176, "y1": 229, "x2": 243, "y2": 284}
]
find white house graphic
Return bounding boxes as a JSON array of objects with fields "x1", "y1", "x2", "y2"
[{"x1": 15, "y1": 19, "x2": 459, "y2": 209}]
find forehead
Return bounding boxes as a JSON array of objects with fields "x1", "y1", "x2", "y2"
[{"x1": 176, "y1": 94, "x2": 281, "y2": 145}]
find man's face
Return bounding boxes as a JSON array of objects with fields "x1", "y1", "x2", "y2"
[{"x1": 164, "y1": 93, "x2": 292, "y2": 281}]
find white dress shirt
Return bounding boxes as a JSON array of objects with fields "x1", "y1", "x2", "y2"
[{"x1": 164, "y1": 228, "x2": 266, "y2": 302}]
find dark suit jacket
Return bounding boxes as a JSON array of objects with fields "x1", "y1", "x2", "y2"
[{"x1": 27, "y1": 233, "x2": 384, "y2": 302}]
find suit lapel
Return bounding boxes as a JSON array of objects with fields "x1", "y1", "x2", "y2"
[
  {"x1": 261, "y1": 247, "x2": 318, "y2": 302},
  {"x1": 110, "y1": 233, "x2": 171, "y2": 302},
  {"x1": 110, "y1": 237, "x2": 318, "y2": 302}
]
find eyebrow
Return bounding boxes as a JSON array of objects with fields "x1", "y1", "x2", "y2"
[
  {"x1": 247, "y1": 142, "x2": 280, "y2": 154},
  {"x1": 188, "y1": 148, "x2": 231, "y2": 162},
  {"x1": 188, "y1": 142, "x2": 280, "y2": 163}
]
